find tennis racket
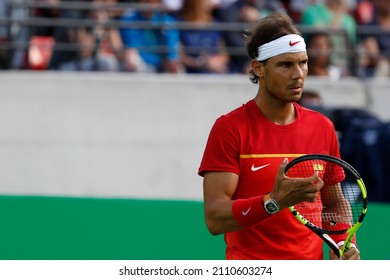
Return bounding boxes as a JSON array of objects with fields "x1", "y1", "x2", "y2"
[{"x1": 284, "y1": 154, "x2": 367, "y2": 259}]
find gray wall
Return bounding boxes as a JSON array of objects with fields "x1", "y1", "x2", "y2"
[{"x1": 0, "y1": 72, "x2": 388, "y2": 200}]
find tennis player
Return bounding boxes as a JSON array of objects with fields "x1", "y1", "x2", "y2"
[{"x1": 198, "y1": 12, "x2": 360, "y2": 260}]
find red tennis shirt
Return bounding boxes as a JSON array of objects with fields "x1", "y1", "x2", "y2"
[{"x1": 198, "y1": 99, "x2": 341, "y2": 259}]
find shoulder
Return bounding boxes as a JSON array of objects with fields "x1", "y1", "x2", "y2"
[
  {"x1": 342, "y1": 13, "x2": 357, "y2": 28},
  {"x1": 213, "y1": 100, "x2": 254, "y2": 129},
  {"x1": 300, "y1": 4, "x2": 328, "y2": 24},
  {"x1": 223, "y1": 100, "x2": 253, "y2": 120}
]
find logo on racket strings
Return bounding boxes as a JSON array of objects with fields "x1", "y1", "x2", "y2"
[{"x1": 313, "y1": 164, "x2": 324, "y2": 171}]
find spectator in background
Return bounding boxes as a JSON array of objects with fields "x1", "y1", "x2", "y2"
[
  {"x1": 300, "y1": 0, "x2": 357, "y2": 75},
  {"x1": 298, "y1": 90, "x2": 323, "y2": 108},
  {"x1": 354, "y1": 0, "x2": 375, "y2": 25},
  {"x1": 262, "y1": 0, "x2": 287, "y2": 12},
  {"x1": 5, "y1": 0, "x2": 62, "y2": 70},
  {"x1": 0, "y1": 0, "x2": 10, "y2": 69},
  {"x1": 27, "y1": 0, "x2": 65, "y2": 70},
  {"x1": 162, "y1": 0, "x2": 241, "y2": 12},
  {"x1": 286, "y1": 0, "x2": 314, "y2": 22},
  {"x1": 289, "y1": 0, "x2": 357, "y2": 23},
  {"x1": 215, "y1": 0, "x2": 276, "y2": 73},
  {"x1": 119, "y1": 0, "x2": 182, "y2": 73},
  {"x1": 306, "y1": 32, "x2": 349, "y2": 80},
  {"x1": 359, "y1": 0, "x2": 390, "y2": 77},
  {"x1": 80, "y1": 0, "x2": 124, "y2": 71},
  {"x1": 7, "y1": 0, "x2": 31, "y2": 69},
  {"x1": 176, "y1": 0, "x2": 229, "y2": 74},
  {"x1": 162, "y1": 0, "x2": 183, "y2": 12},
  {"x1": 0, "y1": 0, "x2": 8, "y2": 39},
  {"x1": 47, "y1": 3, "x2": 85, "y2": 70},
  {"x1": 49, "y1": 0, "x2": 124, "y2": 71},
  {"x1": 31, "y1": 0, "x2": 62, "y2": 37},
  {"x1": 298, "y1": 89, "x2": 335, "y2": 120}
]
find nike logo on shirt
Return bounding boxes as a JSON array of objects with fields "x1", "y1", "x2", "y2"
[{"x1": 251, "y1": 163, "x2": 270, "y2": 172}]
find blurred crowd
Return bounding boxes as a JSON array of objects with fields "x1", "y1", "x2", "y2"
[{"x1": 0, "y1": 0, "x2": 389, "y2": 78}]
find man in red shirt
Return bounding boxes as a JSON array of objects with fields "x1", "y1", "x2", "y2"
[{"x1": 198, "y1": 11, "x2": 360, "y2": 260}]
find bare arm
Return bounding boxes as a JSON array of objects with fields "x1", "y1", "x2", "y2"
[
  {"x1": 203, "y1": 159, "x2": 324, "y2": 235},
  {"x1": 203, "y1": 171, "x2": 241, "y2": 235}
]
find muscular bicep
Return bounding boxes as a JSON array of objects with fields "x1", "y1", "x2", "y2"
[
  {"x1": 203, "y1": 172, "x2": 241, "y2": 235},
  {"x1": 203, "y1": 172, "x2": 238, "y2": 205}
]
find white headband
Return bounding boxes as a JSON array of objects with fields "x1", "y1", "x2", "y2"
[{"x1": 256, "y1": 34, "x2": 306, "y2": 61}]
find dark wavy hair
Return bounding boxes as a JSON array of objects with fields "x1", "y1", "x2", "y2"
[{"x1": 244, "y1": 12, "x2": 302, "y2": 84}]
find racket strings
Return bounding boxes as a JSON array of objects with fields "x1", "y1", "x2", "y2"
[{"x1": 287, "y1": 159, "x2": 363, "y2": 233}]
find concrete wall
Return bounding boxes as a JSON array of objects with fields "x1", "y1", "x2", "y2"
[
  {"x1": 0, "y1": 72, "x2": 388, "y2": 200},
  {"x1": 0, "y1": 72, "x2": 255, "y2": 200}
]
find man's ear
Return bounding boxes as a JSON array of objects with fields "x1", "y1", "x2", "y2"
[{"x1": 251, "y1": 60, "x2": 264, "y2": 78}]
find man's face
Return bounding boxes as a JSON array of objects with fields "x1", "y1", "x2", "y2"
[
  {"x1": 308, "y1": 34, "x2": 331, "y2": 67},
  {"x1": 260, "y1": 52, "x2": 308, "y2": 103}
]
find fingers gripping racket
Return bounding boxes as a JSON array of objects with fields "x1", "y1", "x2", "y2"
[{"x1": 285, "y1": 154, "x2": 367, "y2": 259}]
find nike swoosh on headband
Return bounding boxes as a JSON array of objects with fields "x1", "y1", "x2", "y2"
[
  {"x1": 256, "y1": 34, "x2": 306, "y2": 61},
  {"x1": 289, "y1": 41, "x2": 301, "y2": 46}
]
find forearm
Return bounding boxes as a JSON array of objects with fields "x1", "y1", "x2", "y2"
[
  {"x1": 205, "y1": 195, "x2": 273, "y2": 235},
  {"x1": 204, "y1": 199, "x2": 241, "y2": 235}
]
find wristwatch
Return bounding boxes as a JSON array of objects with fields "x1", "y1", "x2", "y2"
[{"x1": 263, "y1": 193, "x2": 280, "y2": 214}]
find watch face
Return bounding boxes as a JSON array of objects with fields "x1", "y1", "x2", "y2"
[
  {"x1": 266, "y1": 203, "x2": 277, "y2": 212},
  {"x1": 265, "y1": 200, "x2": 279, "y2": 214}
]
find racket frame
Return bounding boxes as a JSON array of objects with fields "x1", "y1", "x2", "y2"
[{"x1": 285, "y1": 154, "x2": 368, "y2": 259}]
